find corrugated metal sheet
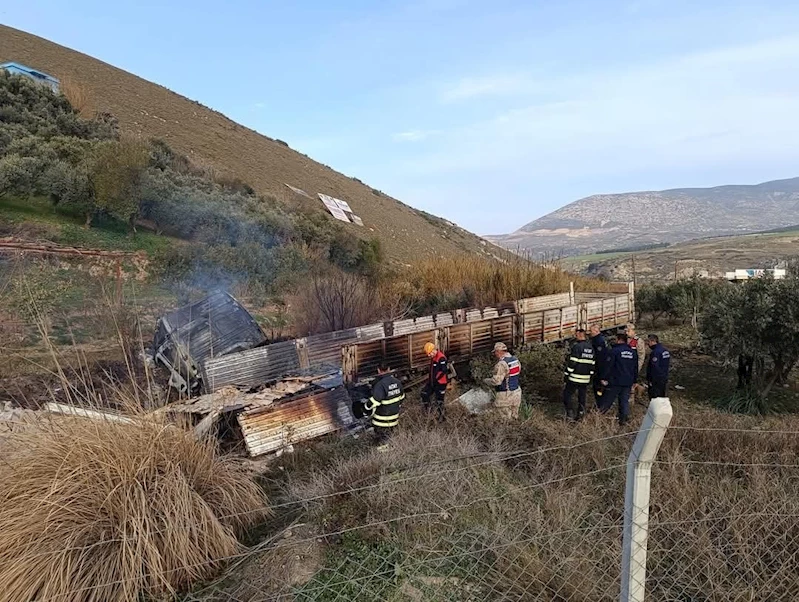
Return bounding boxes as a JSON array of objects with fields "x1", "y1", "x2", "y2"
[
  {"x1": 305, "y1": 323, "x2": 385, "y2": 368},
  {"x1": 238, "y1": 387, "x2": 354, "y2": 456},
  {"x1": 202, "y1": 340, "x2": 300, "y2": 392}
]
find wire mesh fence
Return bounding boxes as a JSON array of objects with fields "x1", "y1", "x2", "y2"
[{"x1": 2, "y1": 407, "x2": 799, "y2": 601}]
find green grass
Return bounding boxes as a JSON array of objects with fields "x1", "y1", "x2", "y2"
[{"x1": 0, "y1": 195, "x2": 177, "y2": 254}]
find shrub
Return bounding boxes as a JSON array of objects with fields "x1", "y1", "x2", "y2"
[
  {"x1": 701, "y1": 276, "x2": 799, "y2": 399},
  {"x1": 0, "y1": 415, "x2": 269, "y2": 602}
]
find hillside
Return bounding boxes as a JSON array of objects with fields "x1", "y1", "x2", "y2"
[
  {"x1": 563, "y1": 227, "x2": 799, "y2": 282},
  {"x1": 489, "y1": 177, "x2": 799, "y2": 257},
  {"x1": 0, "y1": 24, "x2": 495, "y2": 265}
]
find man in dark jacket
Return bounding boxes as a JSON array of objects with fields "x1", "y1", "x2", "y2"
[
  {"x1": 562, "y1": 329, "x2": 595, "y2": 421},
  {"x1": 589, "y1": 324, "x2": 608, "y2": 407},
  {"x1": 365, "y1": 363, "x2": 405, "y2": 448},
  {"x1": 599, "y1": 333, "x2": 638, "y2": 425},
  {"x1": 421, "y1": 342, "x2": 448, "y2": 421},
  {"x1": 646, "y1": 334, "x2": 671, "y2": 399}
]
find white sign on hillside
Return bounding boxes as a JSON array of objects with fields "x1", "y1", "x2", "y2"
[{"x1": 318, "y1": 194, "x2": 351, "y2": 223}]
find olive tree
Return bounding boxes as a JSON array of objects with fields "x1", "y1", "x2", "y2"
[
  {"x1": 701, "y1": 276, "x2": 799, "y2": 398},
  {"x1": 90, "y1": 137, "x2": 149, "y2": 229}
]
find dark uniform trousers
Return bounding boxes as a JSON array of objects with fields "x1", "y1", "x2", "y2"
[{"x1": 648, "y1": 380, "x2": 667, "y2": 399}]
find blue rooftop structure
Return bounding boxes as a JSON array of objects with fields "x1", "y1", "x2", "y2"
[{"x1": 0, "y1": 62, "x2": 60, "y2": 92}]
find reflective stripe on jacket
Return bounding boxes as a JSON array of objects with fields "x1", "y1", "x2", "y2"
[
  {"x1": 565, "y1": 340, "x2": 595, "y2": 385},
  {"x1": 367, "y1": 375, "x2": 405, "y2": 428}
]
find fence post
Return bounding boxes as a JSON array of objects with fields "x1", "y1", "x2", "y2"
[{"x1": 620, "y1": 397, "x2": 673, "y2": 602}]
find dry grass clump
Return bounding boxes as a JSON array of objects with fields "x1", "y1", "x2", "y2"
[{"x1": 0, "y1": 415, "x2": 270, "y2": 602}]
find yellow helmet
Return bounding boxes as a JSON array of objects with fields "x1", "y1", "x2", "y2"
[{"x1": 423, "y1": 342, "x2": 436, "y2": 356}]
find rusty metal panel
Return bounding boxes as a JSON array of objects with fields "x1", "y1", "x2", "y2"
[
  {"x1": 305, "y1": 323, "x2": 385, "y2": 368},
  {"x1": 238, "y1": 387, "x2": 354, "y2": 457},
  {"x1": 517, "y1": 293, "x2": 571, "y2": 313},
  {"x1": 202, "y1": 340, "x2": 300, "y2": 392}
]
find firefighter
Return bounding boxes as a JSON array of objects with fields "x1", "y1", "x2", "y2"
[
  {"x1": 589, "y1": 324, "x2": 608, "y2": 407},
  {"x1": 483, "y1": 342, "x2": 522, "y2": 419},
  {"x1": 422, "y1": 342, "x2": 448, "y2": 421},
  {"x1": 364, "y1": 362, "x2": 405, "y2": 448},
  {"x1": 562, "y1": 329, "x2": 595, "y2": 421},
  {"x1": 599, "y1": 333, "x2": 638, "y2": 426},
  {"x1": 646, "y1": 334, "x2": 671, "y2": 399}
]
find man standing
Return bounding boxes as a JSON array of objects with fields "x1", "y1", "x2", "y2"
[
  {"x1": 626, "y1": 323, "x2": 647, "y2": 402},
  {"x1": 626, "y1": 323, "x2": 647, "y2": 374},
  {"x1": 365, "y1": 362, "x2": 405, "y2": 448},
  {"x1": 589, "y1": 324, "x2": 608, "y2": 407},
  {"x1": 600, "y1": 332, "x2": 638, "y2": 426},
  {"x1": 422, "y1": 342, "x2": 448, "y2": 421},
  {"x1": 483, "y1": 342, "x2": 523, "y2": 419},
  {"x1": 562, "y1": 329, "x2": 595, "y2": 421},
  {"x1": 646, "y1": 334, "x2": 671, "y2": 399}
]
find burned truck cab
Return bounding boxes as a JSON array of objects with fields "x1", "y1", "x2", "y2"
[{"x1": 152, "y1": 292, "x2": 267, "y2": 394}]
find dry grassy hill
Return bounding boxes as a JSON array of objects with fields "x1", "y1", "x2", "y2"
[
  {"x1": 0, "y1": 25, "x2": 495, "y2": 265},
  {"x1": 563, "y1": 227, "x2": 799, "y2": 282}
]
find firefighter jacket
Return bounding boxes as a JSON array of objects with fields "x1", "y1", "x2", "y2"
[
  {"x1": 366, "y1": 374, "x2": 405, "y2": 429},
  {"x1": 604, "y1": 343, "x2": 638, "y2": 388},
  {"x1": 485, "y1": 353, "x2": 521, "y2": 392},
  {"x1": 565, "y1": 340, "x2": 595, "y2": 385},
  {"x1": 647, "y1": 343, "x2": 671, "y2": 383},
  {"x1": 428, "y1": 350, "x2": 449, "y2": 391}
]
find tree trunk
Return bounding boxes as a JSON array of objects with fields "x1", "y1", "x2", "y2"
[
  {"x1": 84, "y1": 212, "x2": 93, "y2": 228},
  {"x1": 761, "y1": 371, "x2": 780, "y2": 399}
]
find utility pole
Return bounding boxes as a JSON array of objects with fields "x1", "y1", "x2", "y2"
[{"x1": 631, "y1": 254, "x2": 637, "y2": 288}]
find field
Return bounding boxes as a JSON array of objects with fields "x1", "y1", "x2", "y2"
[
  {"x1": 0, "y1": 24, "x2": 497, "y2": 266},
  {"x1": 563, "y1": 228, "x2": 799, "y2": 281},
  {"x1": 181, "y1": 324, "x2": 799, "y2": 601}
]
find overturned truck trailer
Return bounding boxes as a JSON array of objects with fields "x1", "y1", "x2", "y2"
[{"x1": 153, "y1": 292, "x2": 267, "y2": 393}]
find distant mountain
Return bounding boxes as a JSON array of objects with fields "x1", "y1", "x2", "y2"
[{"x1": 488, "y1": 177, "x2": 799, "y2": 257}]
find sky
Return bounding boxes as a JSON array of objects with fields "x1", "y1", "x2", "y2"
[{"x1": 3, "y1": 0, "x2": 799, "y2": 235}]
